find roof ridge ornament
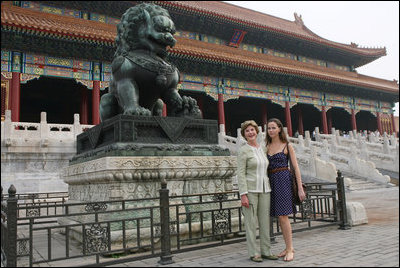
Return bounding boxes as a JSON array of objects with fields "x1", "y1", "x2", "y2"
[{"x1": 294, "y1": 12, "x2": 304, "y2": 26}]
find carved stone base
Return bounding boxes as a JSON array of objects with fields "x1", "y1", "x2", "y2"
[
  {"x1": 61, "y1": 116, "x2": 238, "y2": 250},
  {"x1": 64, "y1": 155, "x2": 236, "y2": 201},
  {"x1": 61, "y1": 154, "x2": 237, "y2": 250}
]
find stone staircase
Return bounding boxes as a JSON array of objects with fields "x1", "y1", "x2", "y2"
[
  {"x1": 342, "y1": 171, "x2": 397, "y2": 191},
  {"x1": 377, "y1": 168, "x2": 399, "y2": 186}
]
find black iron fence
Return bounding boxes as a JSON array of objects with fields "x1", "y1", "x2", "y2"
[{"x1": 1, "y1": 171, "x2": 348, "y2": 267}]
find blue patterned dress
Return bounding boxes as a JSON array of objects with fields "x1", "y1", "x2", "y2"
[{"x1": 267, "y1": 145, "x2": 295, "y2": 216}]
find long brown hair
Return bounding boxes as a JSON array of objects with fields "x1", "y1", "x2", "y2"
[{"x1": 265, "y1": 118, "x2": 289, "y2": 145}]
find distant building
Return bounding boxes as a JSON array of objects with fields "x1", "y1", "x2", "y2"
[{"x1": 1, "y1": 1, "x2": 399, "y2": 136}]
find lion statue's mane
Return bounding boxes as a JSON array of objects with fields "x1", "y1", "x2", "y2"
[
  {"x1": 115, "y1": 3, "x2": 174, "y2": 58},
  {"x1": 99, "y1": 3, "x2": 201, "y2": 121}
]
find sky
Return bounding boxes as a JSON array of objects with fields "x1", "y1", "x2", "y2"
[{"x1": 224, "y1": 1, "x2": 399, "y2": 116}]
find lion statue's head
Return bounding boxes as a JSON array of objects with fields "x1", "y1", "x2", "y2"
[{"x1": 115, "y1": 3, "x2": 177, "y2": 59}]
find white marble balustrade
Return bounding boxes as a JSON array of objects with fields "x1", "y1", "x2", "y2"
[{"x1": 218, "y1": 125, "x2": 398, "y2": 185}]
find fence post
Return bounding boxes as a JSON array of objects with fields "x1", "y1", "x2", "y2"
[
  {"x1": 336, "y1": 171, "x2": 351, "y2": 230},
  {"x1": 158, "y1": 179, "x2": 174, "y2": 265},
  {"x1": 7, "y1": 185, "x2": 18, "y2": 267}
]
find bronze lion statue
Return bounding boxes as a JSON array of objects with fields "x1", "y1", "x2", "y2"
[{"x1": 100, "y1": 3, "x2": 202, "y2": 121}]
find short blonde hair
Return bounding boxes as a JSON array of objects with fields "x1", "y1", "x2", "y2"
[{"x1": 240, "y1": 120, "x2": 259, "y2": 138}]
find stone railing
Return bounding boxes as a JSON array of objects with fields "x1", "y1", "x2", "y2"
[
  {"x1": 1, "y1": 110, "x2": 93, "y2": 154},
  {"x1": 1, "y1": 110, "x2": 94, "y2": 193},
  {"x1": 218, "y1": 126, "x2": 399, "y2": 185}
]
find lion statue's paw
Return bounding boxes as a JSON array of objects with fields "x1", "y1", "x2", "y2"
[
  {"x1": 179, "y1": 96, "x2": 202, "y2": 118},
  {"x1": 123, "y1": 106, "x2": 152, "y2": 116}
]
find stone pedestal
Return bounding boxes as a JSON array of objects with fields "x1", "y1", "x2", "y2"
[
  {"x1": 61, "y1": 115, "x2": 238, "y2": 249},
  {"x1": 65, "y1": 114, "x2": 235, "y2": 201}
]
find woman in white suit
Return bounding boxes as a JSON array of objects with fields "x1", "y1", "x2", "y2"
[{"x1": 237, "y1": 120, "x2": 278, "y2": 262}]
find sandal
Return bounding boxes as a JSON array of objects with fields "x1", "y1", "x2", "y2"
[
  {"x1": 262, "y1": 254, "x2": 279, "y2": 260},
  {"x1": 250, "y1": 255, "x2": 263, "y2": 262}
]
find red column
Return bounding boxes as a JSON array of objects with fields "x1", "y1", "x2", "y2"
[
  {"x1": 327, "y1": 109, "x2": 332, "y2": 133},
  {"x1": 351, "y1": 109, "x2": 357, "y2": 131},
  {"x1": 92, "y1": 81, "x2": 100, "y2": 125},
  {"x1": 297, "y1": 105, "x2": 304, "y2": 136},
  {"x1": 321, "y1": 106, "x2": 328, "y2": 134},
  {"x1": 261, "y1": 102, "x2": 267, "y2": 131},
  {"x1": 80, "y1": 88, "x2": 89, "y2": 124},
  {"x1": 10, "y1": 72, "x2": 20, "y2": 122},
  {"x1": 285, "y1": 101, "x2": 292, "y2": 137},
  {"x1": 391, "y1": 113, "x2": 397, "y2": 137},
  {"x1": 376, "y1": 112, "x2": 382, "y2": 135},
  {"x1": 218, "y1": 93, "x2": 225, "y2": 132},
  {"x1": 162, "y1": 103, "x2": 167, "y2": 117}
]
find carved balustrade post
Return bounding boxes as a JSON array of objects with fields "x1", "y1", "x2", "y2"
[
  {"x1": 336, "y1": 171, "x2": 351, "y2": 230},
  {"x1": 6, "y1": 185, "x2": 18, "y2": 267}
]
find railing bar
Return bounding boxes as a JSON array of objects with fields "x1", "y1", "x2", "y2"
[
  {"x1": 137, "y1": 220, "x2": 141, "y2": 249},
  {"x1": 65, "y1": 226, "x2": 69, "y2": 258},
  {"x1": 229, "y1": 209, "x2": 232, "y2": 233},
  {"x1": 122, "y1": 220, "x2": 126, "y2": 250},
  {"x1": 188, "y1": 213, "x2": 192, "y2": 240},
  {"x1": 29, "y1": 218, "x2": 33, "y2": 267},
  {"x1": 82, "y1": 224, "x2": 86, "y2": 255},
  {"x1": 320, "y1": 198, "x2": 324, "y2": 218},
  {"x1": 150, "y1": 208, "x2": 154, "y2": 255},
  {"x1": 48, "y1": 227, "x2": 51, "y2": 261},
  {"x1": 211, "y1": 211, "x2": 215, "y2": 239},
  {"x1": 107, "y1": 222, "x2": 111, "y2": 251},
  {"x1": 313, "y1": 199, "x2": 317, "y2": 218},
  {"x1": 328, "y1": 196, "x2": 332, "y2": 217},
  {"x1": 238, "y1": 207, "x2": 242, "y2": 232},
  {"x1": 200, "y1": 212, "x2": 204, "y2": 238},
  {"x1": 176, "y1": 205, "x2": 180, "y2": 250}
]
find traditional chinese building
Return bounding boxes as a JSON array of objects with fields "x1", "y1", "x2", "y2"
[{"x1": 2, "y1": 1, "x2": 399, "y2": 137}]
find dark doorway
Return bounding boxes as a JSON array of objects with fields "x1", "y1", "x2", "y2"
[
  {"x1": 265, "y1": 101, "x2": 286, "y2": 130},
  {"x1": 294, "y1": 103, "x2": 321, "y2": 134},
  {"x1": 225, "y1": 97, "x2": 277, "y2": 137},
  {"x1": 20, "y1": 76, "x2": 108, "y2": 124},
  {"x1": 328, "y1": 107, "x2": 352, "y2": 132},
  {"x1": 356, "y1": 110, "x2": 377, "y2": 132},
  {"x1": 20, "y1": 76, "x2": 84, "y2": 123}
]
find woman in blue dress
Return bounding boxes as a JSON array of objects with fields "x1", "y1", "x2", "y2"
[{"x1": 266, "y1": 118, "x2": 306, "y2": 262}]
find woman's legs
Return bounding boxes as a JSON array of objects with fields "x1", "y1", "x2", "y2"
[
  {"x1": 258, "y1": 193, "x2": 272, "y2": 256},
  {"x1": 278, "y1": 215, "x2": 294, "y2": 261},
  {"x1": 242, "y1": 193, "x2": 259, "y2": 258}
]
